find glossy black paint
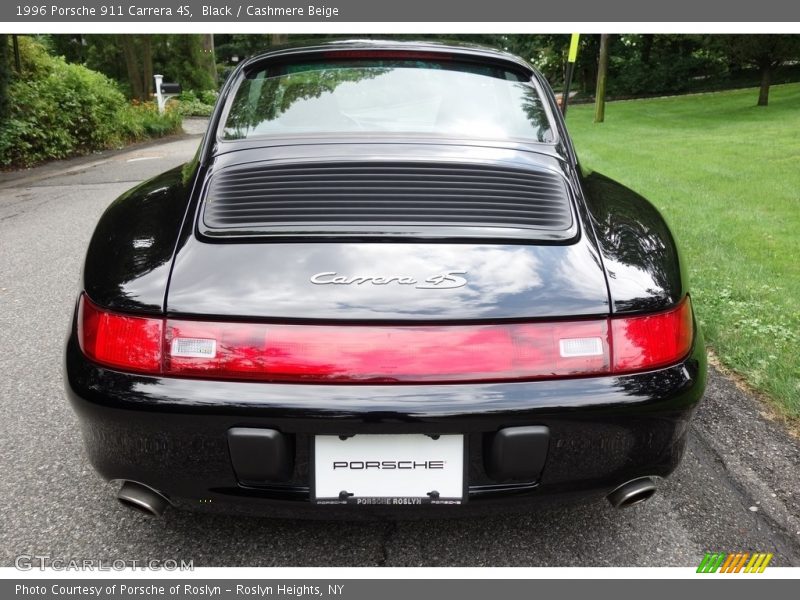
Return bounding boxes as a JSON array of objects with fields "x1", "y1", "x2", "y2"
[
  {"x1": 82, "y1": 162, "x2": 199, "y2": 314},
  {"x1": 168, "y1": 238, "x2": 609, "y2": 321},
  {"x1": 579, "y1": 168, "x2": 686, "y2": 313},
  {"x1": 68, "y1": 40, "x2": 707, "y2": 516}
]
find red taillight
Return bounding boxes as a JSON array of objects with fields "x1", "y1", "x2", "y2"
[
  {"x1": 77, "y1": 295, "x2": 694, "y2": 383},
  {"x1": 78, "y1": 295, "x2": 162, "y2": 373},
  {"x1": 164, "y1": 319, "x2": 610, "y2": 383},
  {"x1": 611, "y1": 297, "x2": 694, "y2": 373}
]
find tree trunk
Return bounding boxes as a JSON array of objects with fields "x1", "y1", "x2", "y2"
[
  {"x1": 141, "y1": 36, "x2": 153, "y2": 100},
  {"x1": 641, "y1": 34, "x2": 654, "y2": 65},
  {"x1": 271, "y1": 34, "x2": 289, "y2": 46},
  {"x1": 12, "y1": 35, "x2": 21, "y2": 72},
  {"x1": 201, "y1": 34, "x2": 217, "y2": 87},
  {"x1": 582, "y1": 62, "x2": 597, "y2": 94},
  {"x1": 119, "y1": 35, "x2": 143, "y2": 100},
  {"x1": 758, "y1": 63, "x2": 771, "y2": 106},
  {"x1": 0, "y1": 35, "x2": 9, "y2": 126},
  {"x1": 118, "y1": 35, "x2": 154, "y2": 101},
  {"x1": 594, "y1": 34, "x2": 610, "y2": 123}
]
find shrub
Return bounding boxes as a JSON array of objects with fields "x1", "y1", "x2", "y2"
[
  {"x1": 198, "y1": 89, "x2": 219, "y2": 105},
  {"x1": 118, "y1": 101, "x2": 183, "y2": 141},
  {"x1": 0, "y1": 37, "x2": 182, "y2": 168},
  {"x1": 174, "y1": 89, "x2": 217, "y2": 117}
]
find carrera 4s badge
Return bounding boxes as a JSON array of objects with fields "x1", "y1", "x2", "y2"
[{"x1": 310, "y1": 271, "x2": 468, "y2": 289}]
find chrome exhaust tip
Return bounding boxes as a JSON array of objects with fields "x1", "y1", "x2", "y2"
[
  {"x1": 117, "y1": 481, "x2": 170, "y2": 517},
  {"x1": 607, "y1": 477, "x2": 657, "y2": 509}
]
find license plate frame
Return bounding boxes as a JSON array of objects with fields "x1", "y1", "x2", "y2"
[{"x1": 311, "y1": 434, "x2": 467, "y2": 505}]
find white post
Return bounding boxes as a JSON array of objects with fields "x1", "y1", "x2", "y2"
[{"x1": 153, "y1": 74, "x2": 165, "y2": 114}]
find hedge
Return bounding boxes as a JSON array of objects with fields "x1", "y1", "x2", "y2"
[{"x1": 0, "y1": 37, "x2": 182, "y2": 168}]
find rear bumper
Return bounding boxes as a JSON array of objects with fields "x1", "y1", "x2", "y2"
[{"x1": 64, "y1": 328, "x2": 706, "y2": 518}]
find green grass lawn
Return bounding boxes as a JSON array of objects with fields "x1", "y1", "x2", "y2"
[{"x1": 567, "y1": 83, "x2": 800, "y2": 419}]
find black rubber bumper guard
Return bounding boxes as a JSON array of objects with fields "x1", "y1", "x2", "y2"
[{"x1": 227, "y1": 426, "x2": 550, "y2": 501}]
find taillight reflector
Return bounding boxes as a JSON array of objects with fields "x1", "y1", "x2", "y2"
[
  {"x1": 611, "y1": 297, "x2": 694, "y2": 373},
  {"x1": 77, "y1": 295, "x2": 694, "y2": 383},
  {"x1": 77, "y1": 295, "x2": 162, "y2": 373}
]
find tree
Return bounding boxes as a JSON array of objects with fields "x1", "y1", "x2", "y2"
[
  {"x1": 503, "y1": 34, "x2": 599, "y2": 95},
  {"x1": 201, "y1": 34, "x2": 217, "y2": 85},
  {"x1": 594, "y1": 34, "x2": 610, "y2": 123},
  {"x1": 82, "y1": 35, "x2": 129, "y2": 84},
  {"x1": 0, "y1": 35, "x2": 9, "y2": 125},
  {"x1": 163, "y1": 35, "x2": 217, "y2": 90},
  {"x1": 48, "y1": 34, "x2": 86, "y2": 63},
  {"x1": 613, "y1": 34, "x2": 717, "y2": 96},
  {"x1": 118, "y1": 35, "x2": 153, "y2": 101},
  {"x1": 215, "y1": 34, "x2": 274, "y2": 64},
  {"x1": 713, "y1": 35, "x2": 800, "y2": 106}
]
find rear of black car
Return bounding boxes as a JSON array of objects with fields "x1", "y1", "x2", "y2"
[{"x1": 65, "y1": 41, "x2": 706, "y2": 517}]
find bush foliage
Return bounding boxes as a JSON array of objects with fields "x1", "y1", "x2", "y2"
[
  {"x1": 0, "y1": 37, "x2": 182, "y2": 168},
  {"x1": 174, "y1": 89, "x2": 218, "y2": 117}
]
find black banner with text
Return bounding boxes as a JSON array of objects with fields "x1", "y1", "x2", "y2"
[{"x1": 3, "y1": 0, "x2": 800, "y2": 23}]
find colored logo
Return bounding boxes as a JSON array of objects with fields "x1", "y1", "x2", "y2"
[{"x1": 697, "y1": 552, "x2": 773, "y2": 573}]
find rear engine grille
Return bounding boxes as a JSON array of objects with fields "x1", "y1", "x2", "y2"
[{"x1": 201, "y1": 161, "x2": 574, "y2": 238}]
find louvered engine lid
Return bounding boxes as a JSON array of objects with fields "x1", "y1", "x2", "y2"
[{"x1": 200, "y1": 160, "x2": 575, "y2": 241}]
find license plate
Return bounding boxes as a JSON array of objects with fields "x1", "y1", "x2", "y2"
[{"x1": 312, "y1": 434, "x2": 465, "y2": 505}]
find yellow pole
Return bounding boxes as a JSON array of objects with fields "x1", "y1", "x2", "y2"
[{"x1": 560, "y1": 33, "x2": 581, "y2": 115}]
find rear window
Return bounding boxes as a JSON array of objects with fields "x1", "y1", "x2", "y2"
[{"x1": 221, "y1": 58, "x2": 554, "y2": 143}]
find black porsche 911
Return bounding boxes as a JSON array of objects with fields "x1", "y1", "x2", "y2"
[{"x1": 65, "y1": 40, "x2": 706, "y2": 518}]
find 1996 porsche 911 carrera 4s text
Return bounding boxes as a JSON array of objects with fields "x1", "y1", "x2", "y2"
[{"x1": 65, "y1": 40, "x2": 706, "y2": 518}]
